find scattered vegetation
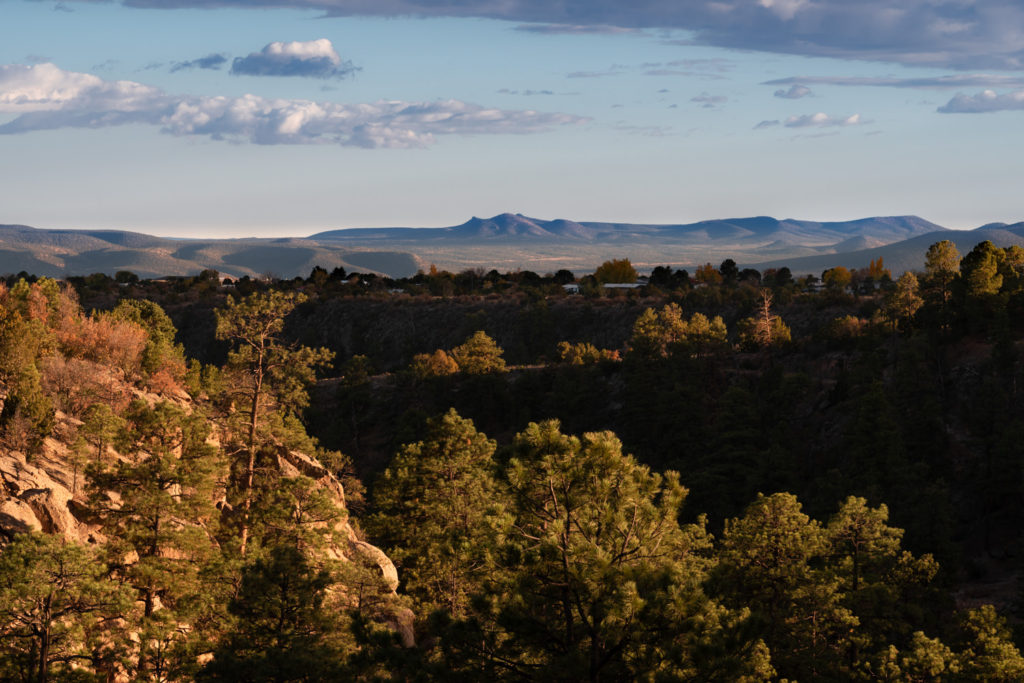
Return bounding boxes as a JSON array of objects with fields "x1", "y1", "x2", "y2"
[{"x1": 4, "y1": 239, "x2": 1024, "y2": 680}]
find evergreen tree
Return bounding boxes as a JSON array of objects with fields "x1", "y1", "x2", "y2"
[
  {"x1": 478, "y1": 421, "x2": 769, "y2": 681},
  {"x1": 87, "y1": 400, "x2": 224, "y2": 680},
  {"x1": 214, "y1": 291, "x2": 333, "y2": 555},
  {"x1": 367, "y1": 409, "x2": 507, "y2": 620},
  {"x1": 886, "y1": 271, "x2": 923, "y2": 333},
  {"x1": 922, "y1": 240, "x2": 960, "y2": 332},
  {"x1": 198, "y1": 545, "x2": 349, "y2": 682},
  {"x1": 449, "y1": 331, "x2": 507, "y2": 375},
  {"x1": 0, "y1": 533, "x2": 132, "y2": 683},
  {"x1": 825, "y1": 497, "x2": 939, "y2": 660},
  {"x1": 714, "y1": 493, "x2": 856, "y2": 680}
]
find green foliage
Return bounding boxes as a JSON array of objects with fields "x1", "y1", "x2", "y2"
[
  {"x1": 960, "y1": 240, "x2": 1004, "y2": 298},
  {"x1": 87, "y1": 400, "x2": 224, "y2": 676},
  {"x1": 477, "y1": 421, "x2": 768, "y2": 681},
  {"x1": 367, "y1": 409, "x2": 506, "y2": 619},
  {"x1": 110, "y1": 298, "x2": 186, "y2": 379},
  {"x1": 825, "y1": 497, "x2": 939, "y2": 652},
  {"x1": 0, "y1": 533, "x2": 132, "y2": 682},
  {"x1": 629, "y1": 303, "x2": 728, "y2": 358},
  {"x1": 449, "y1": 331, "x2": 507, "y2": 375},
  {"x1": 714, "y1": 492, "x2": 856, "y2": 680},
  {"x1": 592, "y1": 258, "x2": 638, "y2": 284},
  {"x1": 555, "y1": 340, "x2": 619, "y2": 365},
  {"x1": 199, "y1": 545, "x2": 350, "y2": 682},
  {"x1": 251, "y1": 475, "x2": 349, "y2": 555},
  {"x1": 921, "y1": 239, "x2": 961, "y2": 332},
  {"x1": 1, "y1": 363, "x2": 55, "y2": 455},
  {"x1": 214, "y1": 290, "x2": 334, "y2": 555},
  {"x1": 954, "y1": 605, "x2": 1024, "y2": 680},
  {"x1": 885, "y1": 271, "x2": 923, "y2": 330}
]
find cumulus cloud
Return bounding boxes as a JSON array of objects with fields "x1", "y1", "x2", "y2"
[
  {"x1": 765, "y1": 74, "x2": 1024, "y2": 89},
  {"x1": 76, "y1": 1, "x2": 1024, "y2": 70},
  {"x1": 171, "y1": 54, "x2": 228, "y2": 72},
  {"x1": 231, "y1": 39, "x2": 358, "y2": 79},
  {"x1": 774, "y1": 84, "x2": 811, "y2": 99},
  {"x1": 783, "y1": 112, "x2": 865, "y2": 127},
  {"x1": 938, "y1": 89, "x2": 1024, "y2": 113},
  {"x1": 754, "y1": 120, "x2": 780, "y2": 129},
  {"x1": 0, "y1": 62, "x2": 587, "y2": 147}
]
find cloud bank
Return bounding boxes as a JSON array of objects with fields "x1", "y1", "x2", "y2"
[
  {"x1": 0, "y1": 63, "x2": 586, "y2": 147},
  {"x1": 231, "y1": 39, "x2": 357, "y2": 79},
  {"x1": 938, "y1": 89, "x2": 1024, "y2": 112},
  {"x1": 83, "y1": 0, "x2": 1024, "y2": 70}
]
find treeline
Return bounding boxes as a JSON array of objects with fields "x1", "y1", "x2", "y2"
[{"x1": 3, "y1": 238, "x2": 1024, "y2": 680}]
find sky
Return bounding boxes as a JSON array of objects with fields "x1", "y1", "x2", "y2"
[{"x1": 2, "y1": 0, "x2": 1023, "y2": 237}]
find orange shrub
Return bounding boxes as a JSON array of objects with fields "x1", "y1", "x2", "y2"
[{"x1": 57, "y1": 314, "x2": 148, "y2": 377}]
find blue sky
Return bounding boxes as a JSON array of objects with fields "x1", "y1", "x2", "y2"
[{"x1": 2, "y1": 0, "x2": 1023, "y2": 237}]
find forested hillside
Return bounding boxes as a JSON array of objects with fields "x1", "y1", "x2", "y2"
[{"x1": 3, "y1": 240, "x2": 1024, "y2": 680}]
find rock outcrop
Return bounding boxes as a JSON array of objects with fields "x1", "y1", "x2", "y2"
[{"x1": 0, "y1": 404, "x2": 411, "y2": 644}]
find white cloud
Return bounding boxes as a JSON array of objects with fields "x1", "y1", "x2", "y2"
[
  {"x1": 0, "y1": 63, "x2": 587, "y2": 147},
  {"x1": 938, "y1": 89, "x2": 1024, "y2": 113},
  {"x1": 0, "y1": 63, "x2": 163, "y2": 114},
  {"x1": 231, "y1": 39, "x2": 358, "y2": 79},
  {"x1": 783, "y1": 112, "x2": 865, "y2": 127}
]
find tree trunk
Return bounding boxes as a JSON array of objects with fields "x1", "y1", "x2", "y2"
[
  {"x1": 37, "y1": 597, "x2": 51, "y2": 683},
  {"x1": 239, "y1": 361, "x2": 264, "y2": 557}
]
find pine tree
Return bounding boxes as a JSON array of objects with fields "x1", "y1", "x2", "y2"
[
  {"x1": 198, "y1": 545, "x2": 350, "y2": 682},
  {"x1": 480, "y1": 421, "x2": 769, "y2": 681},
  {"x1": 214, "y1": 291, "x2": 333, "y2": 556},
  {"x1": 0, "y1": 533, "x2": 132, "y2": 683},
  {"x1": 367, "y1": 409, "x2": 507, "y2": 619},
  {"x1": 449, "y1": 331, "x2": 507, "y2": 375},
  {"x1": 87, "y1": 399, "x2": 224, "y2": 679},
  {"x1": 714, "y1": 493, "x2": 857, "y2": 680}
]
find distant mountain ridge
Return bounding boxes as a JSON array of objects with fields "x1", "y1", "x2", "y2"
[
  {"x1": 753, "y1": 222, "x2": 1024, "y2": 275},
  {"x1": 1, "y1": 212, "x2": 1015, "y2": 278},
  {"x1": 311, "y1": 212, "x2": 943, "y2": 247},
  {"x1": 0, "y1": 224, "x2": 421, "y2": 279}
]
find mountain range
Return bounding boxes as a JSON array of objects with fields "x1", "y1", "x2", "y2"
[{"x1": 1, "y1": 213, "x2": 1021, "y2": 279}]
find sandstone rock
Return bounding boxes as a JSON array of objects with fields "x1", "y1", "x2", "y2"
[{"x1": 350, "y1": 539, "x2": 400, "y2": 592}]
